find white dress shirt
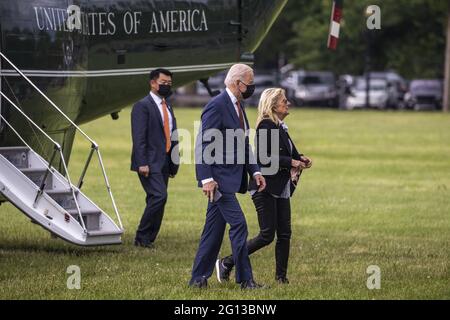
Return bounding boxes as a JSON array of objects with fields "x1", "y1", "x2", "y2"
[
  {"x1": 150, "y1": 91, "x2": 173, "y2": 135},
  {"x1": 201, "y1": 88, "x2": 260, "y2": 186},
  {"x1": 226, "y1": 87, "x2": 247, "y2": 131}
]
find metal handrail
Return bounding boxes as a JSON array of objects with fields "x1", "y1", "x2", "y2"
[
  {"x1": 0, "y1": 113, "x2": 74, "y2": 188},
  {"x1": 0, "y1": 51, "x2": 123, "y2": 230},
  {"x1": 33, "y1": 146, "x2": 57, "y2": 207},
  {"x1": 0, "y1": 52, "x2": 94, "y2": 144},
  {"x1": 0, "y1": 94, "x2": 87, "y2": 231}
]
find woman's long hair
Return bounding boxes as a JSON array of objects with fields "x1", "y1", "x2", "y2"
[{"x1": 256, "y1": 88, "x2": 285, "y2": 127}]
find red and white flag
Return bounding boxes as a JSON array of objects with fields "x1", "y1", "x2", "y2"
[{"x1": 327, "y1": 0, "x2": 344, "y2": 50}]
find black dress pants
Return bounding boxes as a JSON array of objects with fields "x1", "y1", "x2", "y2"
[
  {"x1": 223, "y1": 191, "x2": 292, "y2": 279},
  {"x1": 135, "y1": 155, "x2": 170, "y2": 245}
]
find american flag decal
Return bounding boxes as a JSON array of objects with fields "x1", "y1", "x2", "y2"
[{"x1": 328, "y1": 0, "x2": 344, "y2": 50}]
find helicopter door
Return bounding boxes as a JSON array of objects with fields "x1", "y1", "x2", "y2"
[{"x1": 218, "y1": 0, "x2": 242, "y2": 62}]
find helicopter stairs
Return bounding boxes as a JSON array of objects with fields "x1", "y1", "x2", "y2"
[
  {"x1": 0, "y1": 51, "x2": 123, "y2": 246},
  {"x1": 0, "y1": 146, "x2": 123, "y2": 246}
]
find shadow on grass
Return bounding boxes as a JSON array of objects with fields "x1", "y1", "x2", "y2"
[{"x1": 0, "y1": 239, "x2": 122, "y2": 256}]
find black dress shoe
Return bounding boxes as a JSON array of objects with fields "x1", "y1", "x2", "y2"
[
  {"x1": 215, "y1": 258, "x2": 232, "y2": 283},
  {"x1": 189, "y1": 278, "x2": 208, "y2": 289},
  {"x1": 276, "y1": 277, "x2": 289, "y2": 284},
  {"x1": 134, "y1": 239, "x2": 154, "y2": 248},
  {"x1": 240, "y1": 279, "x2": 266, "y2": 290}
]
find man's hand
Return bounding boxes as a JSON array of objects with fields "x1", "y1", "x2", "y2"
[
  {"x1": 300, "y1": 155, "x2": 313, "y2": 168},
  {"x1": 138, "y1": 165, "x2": 150, "y2": 177},
  {"x1": 202, "y1": 181, "x2": 218, "y2": 202},
  {"x1": 254, "y1": 174, "x2": 266, "y2": 192}
]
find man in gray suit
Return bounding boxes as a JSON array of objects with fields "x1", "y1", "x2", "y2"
[{"x1": 131, "y1": 68, "x2": 179, "y2": 248}]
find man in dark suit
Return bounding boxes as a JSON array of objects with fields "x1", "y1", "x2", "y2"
[
  {"x1": 189, "y1": 64, "x2": 266, "y2": 289},
  {"x1": 216, "y1": 88, "x2": 313, "y2": 284},
  {"x1": 131, "y1": 68, "x2": 179, "y2": 248}
]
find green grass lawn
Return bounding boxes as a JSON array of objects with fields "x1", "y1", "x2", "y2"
[{"x1": 0, "y1": 107, "x2": 449, "y2": 299}]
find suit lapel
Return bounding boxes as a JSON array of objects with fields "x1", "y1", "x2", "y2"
[
  {"x1": 223, "y1": 92, "x2": 241, "y2": 128},
  {"x1": 167, "y1": 101, "x2": 176, "y2": 132},
  {"x1": 241, "y1": 102, "x2": 250, "y2": 131},
  {"x1": 286, "y1": 131, "x2": 298, "y2": 156},
  {"x1": 279, "y1": 125, "x2": 292, "y2": 155},
  {"x1": 147, "y1": 94, "x2": 164, "y2": 130}
]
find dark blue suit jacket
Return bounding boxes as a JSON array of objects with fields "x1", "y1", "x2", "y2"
[
  {"x1": 130, "y1": 94, "x2": 179, "y2": 175},
  {"x1": 195, "y1": 91, "x2": 260, "y2": 194}
]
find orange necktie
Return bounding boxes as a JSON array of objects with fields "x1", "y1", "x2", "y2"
[{"x1": 162, "y1": 98, "x2": 171, "y2": 153}]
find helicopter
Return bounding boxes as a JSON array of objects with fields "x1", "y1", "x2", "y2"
[
  {"x1": 0, "y1": 0, "x2": 288, "y2": 246},
  {"x1": 0, "y1": 0, "x2": 288, "y2": 162}
]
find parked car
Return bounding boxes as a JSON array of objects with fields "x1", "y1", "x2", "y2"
[
  {"x1": 196, "y1": 71, "x2": 227, "y2": 96},
  {"x1": 171, "y1": 71, "x2": 226, "y2": 106},
  {"x1": 337, "y1": 74, "x2": 356, "y2": 109},
  {"x1": 281, "y1": 70, "x2": 337, "y2": 107},
  {"x1": 365, "y1": 71, "x2": 408, "y2": 108},
  {"x1": 246, "y1": 71, "x2": 278, "y2": 106},
  {"x1": 346, "y1": 77, "x2": 390, "y2": 109},
  {"x1": 404, "y1": 79, "x2": 443, "y2": 110}
]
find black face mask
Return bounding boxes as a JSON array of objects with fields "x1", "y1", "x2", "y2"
[
  {"x1": 240, "y1": 83, "x2": 256, "y2": 100},
  {"x1": 157, "y1": 84, "x2": 172, "y2": 98}
]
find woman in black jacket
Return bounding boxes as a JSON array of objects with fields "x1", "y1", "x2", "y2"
[{"x1": 216, "y1": 88, "x2": 312, "y2": 284}]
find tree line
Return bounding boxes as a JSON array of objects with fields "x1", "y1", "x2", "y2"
[{"x1": 255, "y1": 0, "x2": 448, "y2": 79}]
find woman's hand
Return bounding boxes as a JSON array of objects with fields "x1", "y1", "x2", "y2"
[
  {"x1": 300, "y1": 156, "x2": 313, "y2": 168},
  {"x1": 291, "y1": 159, "x2": 307, "y2": 169},
  {"x1": 290, "y1": 167, "x2": 300, "y2": 183}
]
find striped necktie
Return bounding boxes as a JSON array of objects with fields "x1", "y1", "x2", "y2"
[{"x1": 236, "y1": 101, "x2": 245, "y2": 130}]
